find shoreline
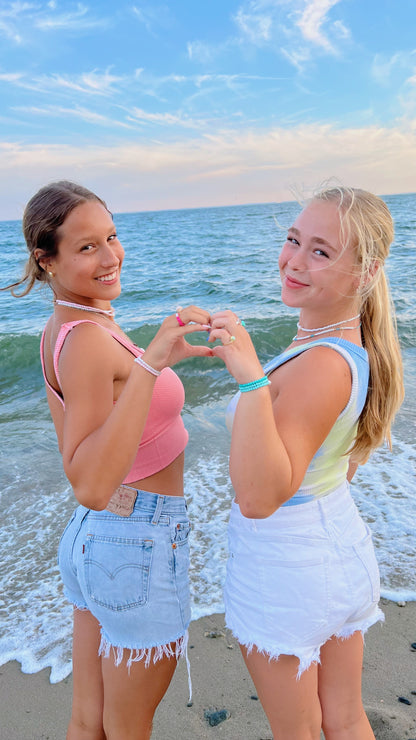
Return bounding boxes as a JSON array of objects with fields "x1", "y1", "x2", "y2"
[{"x1": 1, "y1": 598, "x2": 415, "y2": 739}]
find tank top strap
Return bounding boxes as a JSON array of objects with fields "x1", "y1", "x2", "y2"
[{"x1": 41, "y1": 319, "x2": 141, "y2": 401}]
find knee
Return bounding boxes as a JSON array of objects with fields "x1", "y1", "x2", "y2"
[
  {"x1": 103, "y1": 715, "x2": 153, "y2": 740},
  {"x1": 68, "y1": 715, "x2": 106, "y2": 739},
  {"x1": 322, "y1": 704, "x2": 366, "y2": 737}
]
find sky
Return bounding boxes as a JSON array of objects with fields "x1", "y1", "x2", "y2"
[{"x1": 0, "y1": 0, "x2": 415, "y2": 220}]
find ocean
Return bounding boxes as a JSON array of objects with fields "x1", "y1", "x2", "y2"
[{"x1": 1, "y1": 194, "x2": 415, "y2": 683}]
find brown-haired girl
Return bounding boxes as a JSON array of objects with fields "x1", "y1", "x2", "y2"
[{"x1": 6, "y1": 180, "x2": 212, "y2": 740}]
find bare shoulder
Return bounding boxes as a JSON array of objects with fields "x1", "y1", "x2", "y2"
[
  {"x1": 58, "y1": 320, "x2": 118, "y2": 360},
  {"x1": 270, "y1": 344, "x2": 352, "y2": 409},
  {"x1": 57, "y1": 321, "x2": 124, "y2": 396}
]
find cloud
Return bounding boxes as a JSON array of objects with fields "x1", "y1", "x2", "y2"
[
  {"x1": 233, "y1": 6, "x2": 272, "y2": 45},
  {"x1": 297, "y1": 0, "x2": 342, "y2": 53},
  {"x1": 10, "y1": 69, "x2": 125, "y2": 96},
  {"x1": 0, "y1": 1, "x2": 108, "y2": 44},
  {"x1": 12, "y1": 104, "x2": 133, "y2": 128},
  {"x1": 186, "y1": 0, "x2": 350, "y2": 71},
  {"x1": 0, "y1": 121, "x2": 414, "y2": 220},
  {"x1": 187, "y1": 40, "x2": 219, "y2": 64},
  {"x1": 131, "y1": 4, "x2": 173, "y2": 33},
  {"x1": 127, "y1": 107, "x2": 206, "y2": 129},
  {"x1": 34, "y1": 4, "x2": 107, "y2": 32}
]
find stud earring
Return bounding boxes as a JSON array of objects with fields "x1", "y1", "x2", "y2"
[{"x1": 47, "y1": 271, "x2": 54, "y2": 277}]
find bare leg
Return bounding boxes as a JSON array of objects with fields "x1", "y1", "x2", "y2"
[
  {"x1": 101, "y1": 645, "x2": 178, "y2": 740},
  {"x1": 240, "y1": 645, "x2": 322, "y2": 740},
  {"x1": 318, "y1": 632, "x2": 375, "y2": 740},
  {"x1": 67, "y1": 608, "x2": 105, "y2": 740}
]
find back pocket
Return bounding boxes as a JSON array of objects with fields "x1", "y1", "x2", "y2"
[{"x1": 84, "y1": 535, "x2": 153, "y2": 611}]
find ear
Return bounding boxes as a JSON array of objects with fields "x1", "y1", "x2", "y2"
[
  {"x1": 34, "y1": 249, "x2": 54, "y2": 274},
  {"x1": 354, "y1": 259, "x2": 380, "y2": 292},
  {"x1": 364, "y1": 259, "x2": 380, "y2": 287}
]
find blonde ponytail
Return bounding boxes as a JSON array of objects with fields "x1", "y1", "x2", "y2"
[{"x1": 313, "y1": 186, "x2": 404, "y2": 462}]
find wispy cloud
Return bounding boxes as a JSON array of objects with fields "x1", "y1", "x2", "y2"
[
  {"x1": 187, "y1": 0, "x2": 350, "y2": 71},
  {"x1": 0, "y1": 1, "x2": 108, "y2": 44},
  {"x1": 34, "y1": 4, "x2": 108, "y2": 32},
  {"x1": 127, "y1": 107, "x2": 206, "y2": 129},
  {"x1": 13, "y1": 104, "x2": 133, "y2": 129},
  {"x1": 131, "y1": 4, "x2": 173, "y2": 34},
  {"x1": 296, "y1": 0, "x2": 342, "y2": 53},
  {"x1": 233, "y1": 6, "x2": 272, "y2": 45}
]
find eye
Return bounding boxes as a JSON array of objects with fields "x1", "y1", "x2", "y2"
[
  {"x1": 80, "y1": 243, "x2": 95, "y2": 252},
  {"x1": 108, "y1": 233, "x2": 118, "y2": 242},
  {"x1": 314, "y1": 248, "x2": 329, "y2": 258},
  {"x1": 286, "y1": 235, "x2": 300, "y2": 246}
]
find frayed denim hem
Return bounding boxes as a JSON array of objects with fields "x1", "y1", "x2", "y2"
[
  {"x1": 227, "y1": 606, "x2": 384, "y2": 680},
  {"x1": 334, "y1": 605, "x2": 385, "y2": 642},
  {"x1": 226, "y1": 625, "x2": 322, "y2": 679},
  {"x1": 98, "y1": 629, "x2": 192, "y2": 701}
]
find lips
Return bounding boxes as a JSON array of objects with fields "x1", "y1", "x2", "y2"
[{"x1": 284, "y1": 274, "x2": 308, "y2": 289}]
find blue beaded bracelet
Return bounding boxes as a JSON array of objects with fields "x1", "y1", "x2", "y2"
[{"x1": 238, "y1": 376, "x2": 271, "y2": 393}]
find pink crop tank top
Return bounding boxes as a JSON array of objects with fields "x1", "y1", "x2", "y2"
[{"x1": 40, "y1": 320, "x2": 188, "y2": 483}]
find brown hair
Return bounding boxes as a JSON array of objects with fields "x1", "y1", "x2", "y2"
[
  {"x1": 4, "y1": 180, "x2": 108, "y2": 296},
  {"x1": 312, "y1": 186, "x2": 404, "y2": 462}
]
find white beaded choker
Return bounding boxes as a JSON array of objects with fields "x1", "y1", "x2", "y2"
[
  {"x1": 55, "y1": 299, "x2": 115, "y2": 318},
  {"x1": 293, "y1": 314, "x2": 361, "y2": 342}
]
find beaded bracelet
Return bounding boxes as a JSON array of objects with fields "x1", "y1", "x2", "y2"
[
  {"x1": 238, "y1": 376, "x2": 271, "y2": 393},
  {"x1": 134, "y1": 356, "x2": 161, "y2": 377}
]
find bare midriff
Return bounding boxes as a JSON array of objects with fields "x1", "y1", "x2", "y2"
[{"x1": 128, "y1": 452, "x2": 185, "y2": 497}]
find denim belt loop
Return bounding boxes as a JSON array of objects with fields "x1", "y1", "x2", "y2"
[{"x1": 151, "y1": 495, "x2": 165, "y2": 525}]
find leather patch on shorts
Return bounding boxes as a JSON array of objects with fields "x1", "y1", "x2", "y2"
[{"x1": 106, "y1": 486, "x2": 137, "y2": 517}]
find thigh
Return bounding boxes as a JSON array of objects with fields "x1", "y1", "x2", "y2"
[
  {"x1": 102, "y1": 646, "x2": 178, "y2": 740},
  {"x1": 318, "y1": 632, "x2": 368, "y2": 729},
  {"x1": 240, "y1": 646, "x2": 322, "y2": 740},
  {"x1": 69, "y1": 608, "x2": 105, "y2": 739}
]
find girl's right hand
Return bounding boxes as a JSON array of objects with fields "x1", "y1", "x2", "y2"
[
  {"x1": 142, "y1": 305, "x2": 213, "y2": 370},
  {"x1": 208, "y1": 310, "x2": 264, "y2": 384}
]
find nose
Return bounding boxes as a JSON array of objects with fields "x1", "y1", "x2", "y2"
[
  {"x1": 287, "y1": 246, "x2": 307, "y2": 270},
  {"x1": 101, "y1": 241, "x2": 121, "y2": 266}
]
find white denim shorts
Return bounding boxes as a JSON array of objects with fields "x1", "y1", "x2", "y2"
[
  {"x1": 224, "y1": 482, "x2": 383, "y2": 676},
  {"x1": 58, "y1": 489, "x2": 191, "y2": 669}
]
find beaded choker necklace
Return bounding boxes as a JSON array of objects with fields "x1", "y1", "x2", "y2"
[
  {"x1": 55, "y1": 299, "x2": 115, "y2": 318},
  {"x1": 292, "y1": 314, "x2": 361, "y2": 342}
]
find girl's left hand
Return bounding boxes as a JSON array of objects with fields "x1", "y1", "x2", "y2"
[{"x1": 209, "y1": 310, "x2": 264, "y2": 384}]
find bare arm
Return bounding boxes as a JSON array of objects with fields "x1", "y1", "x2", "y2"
[
  {"x1": 57, "y1": 308, "x2": 211, "y2": 509},
  {"x1": 210, "y1": 312, "x2": 351, "y2": 517}
]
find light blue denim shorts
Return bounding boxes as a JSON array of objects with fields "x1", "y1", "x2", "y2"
[
  {"x1": 58, "y1": 489, "x2": 191, "y2": 667},
  {"x1": 224, "y1": 482, "x2": 384, "y2": 676}
]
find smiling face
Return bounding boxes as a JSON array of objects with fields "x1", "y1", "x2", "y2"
[
  {"x1": 43, "y1": 200, "x2": 124, "y2": 307},
  {"x1": 278, "y1": 200, "x2": 361, "y2": 324}
]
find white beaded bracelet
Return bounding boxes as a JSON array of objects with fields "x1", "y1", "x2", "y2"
[{"x1": 134, "y1": 356, "x2": 161, "y2": 377}]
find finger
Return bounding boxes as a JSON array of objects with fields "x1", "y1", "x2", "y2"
[
  {"x1": 207, "y1": 328, "x2": 236, "y2": 345},
  {"x1": 210, "y1": 314, "x2": 241, "y2": 333},
  {"x1": 176, "y1": 305, "x2": 211, "y2": 326},
  {"x1": 181, "y1": 322, "x2": 212, "y2": 336},
  {"x1": 182, "y1": 344, "x2": 214, "y2": 358}
]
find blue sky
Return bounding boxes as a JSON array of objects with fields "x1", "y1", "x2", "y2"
[{"x1": 0, "y1": 0, "x2": 415, "y2": 219}]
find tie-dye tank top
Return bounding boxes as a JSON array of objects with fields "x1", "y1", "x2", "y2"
[{"x1": 226, "y1": 338, "x2": 369, "y2": 505}]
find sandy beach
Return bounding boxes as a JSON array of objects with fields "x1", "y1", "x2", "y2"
[{"x1": 1, "y1": 598, "x2": 415, "y2": 740}]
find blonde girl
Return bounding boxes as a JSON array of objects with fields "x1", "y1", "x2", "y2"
[{"x1": 209, "y1": 186, "x2": 404, "y2": 740}]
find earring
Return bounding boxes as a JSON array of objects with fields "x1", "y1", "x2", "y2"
[{"x1": 47, "y1": 271, "x2": 54, "y2": 277}]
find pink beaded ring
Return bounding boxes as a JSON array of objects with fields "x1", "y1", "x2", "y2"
[{"x1": 175, "y1": 306, "x2": 186, "y2": 327}]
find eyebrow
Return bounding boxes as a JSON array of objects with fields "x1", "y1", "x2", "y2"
[{"x1": 288, "y1": 227, "x2": 336, "y2": 251}]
